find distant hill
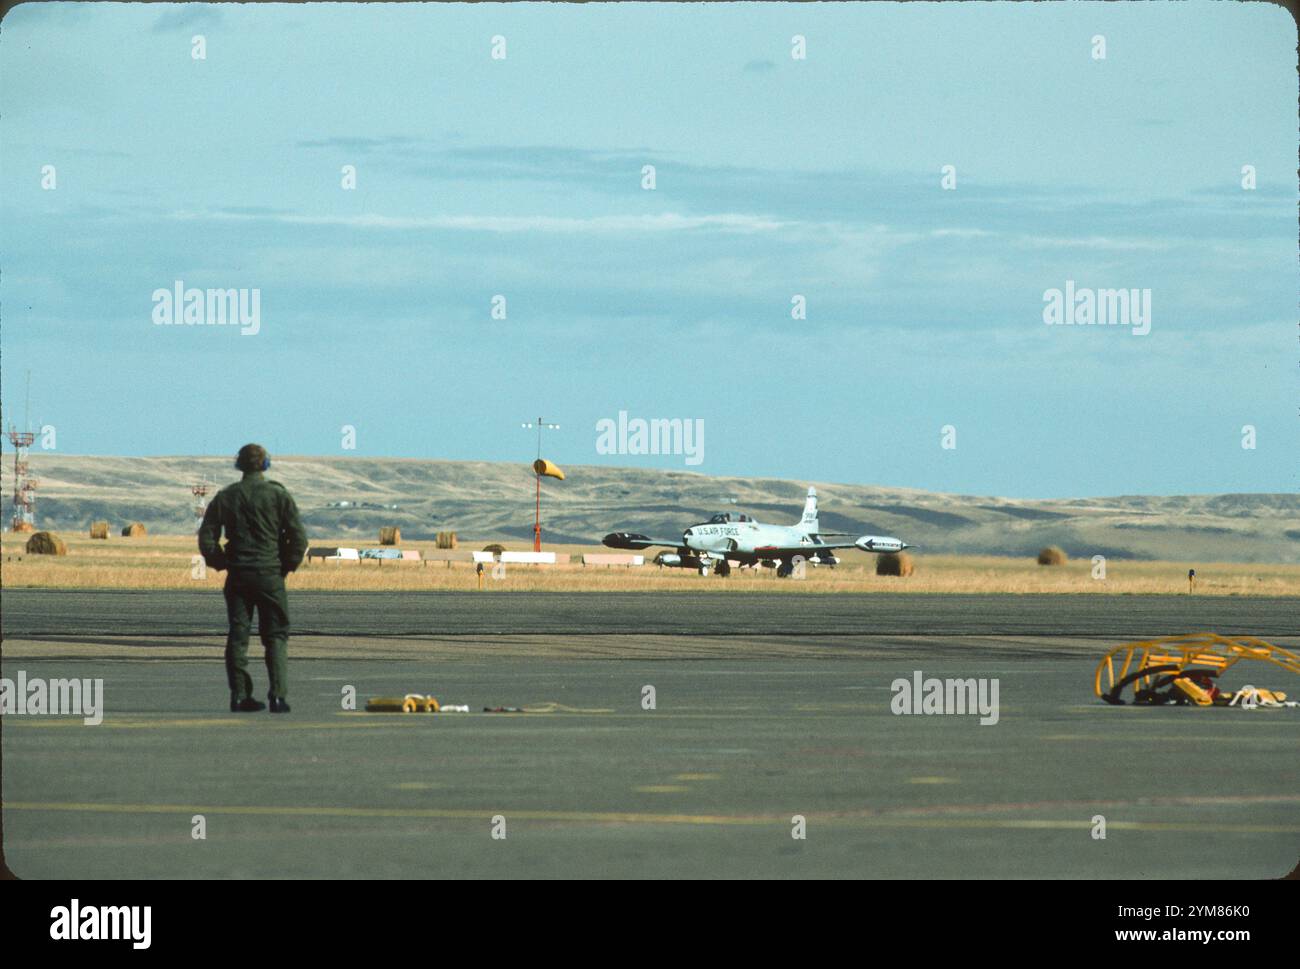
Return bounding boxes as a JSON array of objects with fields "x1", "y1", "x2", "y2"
[{"x1": 4, "y1": 454, "x2": 1298, "y2": 562}]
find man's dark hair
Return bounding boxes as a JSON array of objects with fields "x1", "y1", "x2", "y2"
[{"x1": 235, "y1": 443, "x2": 270, "y2": 472}]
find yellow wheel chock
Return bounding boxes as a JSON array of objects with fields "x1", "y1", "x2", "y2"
[
  {"x1": 1094, "y1": 633, "x2": 1300, "y2": 707},
  {"x1": 365, "y1": 694, "x2": 441, "y2": 713}
]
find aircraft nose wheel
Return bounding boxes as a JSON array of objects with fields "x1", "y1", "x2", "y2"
[{"x1": 697, "y1": 564, "x2": 711, "y2": 576}]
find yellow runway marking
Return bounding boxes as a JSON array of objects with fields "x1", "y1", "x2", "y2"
[
  {"x1": 338, "y1": 711, "x2": 871, "y2": 720},
  {"x1": 8, "y1": 715, "x2": 1298, "y2": 735},
  {"x1": 6, "y1": 717, "x2": 249, "y2": 729},
  {"x1": 633, "y1": 785, "x2": 690, "y2": 793},
  {"x1": 15, "y1": 714, "x2": 503, "y2": 731},
  {"x1": 9, "y1": 712, "x2": 876, "y2": 729},
  {"x1": 284, "y1": 724, "x2": 416, "y2": 731},
  {"x1": 6, "y1": 802, "x2": 1299, "y2": 834},
  {"x1": 908, "y1": 777, "x2": 958, "y2": 785},
  {"x1": 673, "y1": 773, "x2": 721, "y2": 782},
  {"x1": 791, "y1": 704, "x2": 872, "y2": 712},
  {"x1": 1045, "y1": 734, "x2": 1298, "y2": 742},
  {"x1": 5, "y1": 800, "x2": 765, "y2": 826}
]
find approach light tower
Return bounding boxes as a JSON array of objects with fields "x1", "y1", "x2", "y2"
[
  {"x1": 7, "y1": 371, "x2": 38, "y2": 532},
  {"x1": 521, "y1": 417, "x2": 561, "y2": 552},
  {"x1": 7, "y1": 427, "x2": 37, "y2": 532},
  {"x1": 191, "y1": 481, "x2": 210, "y2": 531}
]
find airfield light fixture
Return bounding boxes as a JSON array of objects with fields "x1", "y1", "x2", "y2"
[{"x1": 521, "y1": 418, "x2": 560, "y2": 460}]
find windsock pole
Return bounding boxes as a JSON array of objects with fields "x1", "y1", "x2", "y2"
[
  {"x1": 534, "y1": 471, "x2": 542, "y2": 551},
  {"x1": 521, "y1": 417, "x2": 561, "y2": 552},
  {"x1": 531, "y1": 462, "x2": 565, "y2": 550}
]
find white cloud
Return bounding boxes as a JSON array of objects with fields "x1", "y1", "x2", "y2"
[{"x1": 174, "y1": 210, "x2": 788, "y2": 235}]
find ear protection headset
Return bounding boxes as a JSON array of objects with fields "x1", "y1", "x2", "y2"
[{"x1": 234, "y1": 453, "x2": 271, "y2": 472}]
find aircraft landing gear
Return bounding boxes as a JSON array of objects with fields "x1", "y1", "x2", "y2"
[
  {"x1": 715, "y1": 559, "x2": 731, "y2": 577},
  {"x1": 697, "y1": 563, "x2": 711, "y2": 577},
  {"x1": 776, "y1": 560, "x2": 794, "y2": 578}
]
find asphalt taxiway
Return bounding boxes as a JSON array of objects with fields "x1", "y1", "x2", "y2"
[
  {"x1": 4, "y1": 589, "x2": 1297, "y2": 878},
  {"x1": 4, "y1": 589, "x2": 1296, "y2": 638}
]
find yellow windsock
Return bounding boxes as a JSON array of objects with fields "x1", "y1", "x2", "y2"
[{"x1": 533, "y1": 458, "x2": 565, "y2": 480}]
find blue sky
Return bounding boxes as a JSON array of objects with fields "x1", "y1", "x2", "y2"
[{"x1": 1, "y1": 1, "x2": 1295, "y2": 498}]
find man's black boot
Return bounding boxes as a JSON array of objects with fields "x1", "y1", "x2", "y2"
[
  {"x1": 231, "y1": 695, "x2": 266, "y2": 712},
  {"x1": 269, "y1": 696, "x2": 291, "y2": 714}
]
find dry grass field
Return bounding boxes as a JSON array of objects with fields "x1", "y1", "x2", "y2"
[
  {"x1": 8, "y1": 455, "x2": 1300, "y2": 565},
  {"x1": 3, "y1": 532, "x2": 1296, "y2": 596}
]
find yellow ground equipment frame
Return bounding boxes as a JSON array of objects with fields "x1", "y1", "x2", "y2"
[
  {"x1": 365, "y1": 694, "x2": 441, "y2": 713},
  {"x1": 1094, "y1": 633, "x2": 1300, "y2": 706}
]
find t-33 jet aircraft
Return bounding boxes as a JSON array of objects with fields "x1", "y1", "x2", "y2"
[{"x1": 603, "y1": 487, "x2": 910, "y2": 577}]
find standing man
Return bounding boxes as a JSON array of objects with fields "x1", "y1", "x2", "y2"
[{"x1": 199, "y1": 444, "x2": 308, "y2": 713}]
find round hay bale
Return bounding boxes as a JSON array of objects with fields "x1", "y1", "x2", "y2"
[
  {"x1": 436, "y1": 531, "x2": 458, "y2": 549},
  {"x1": 89, "y1": 521, "x2": 110, "y2": 540},
  {"x1": 25, "y1": 531, "x2": 67, "y2": 555},
  {"x1": 379, "y1": 526, "x2": 401, "y2": 546},
  {"x1": 121, "y1": 522, "x2": 147, "y2": 538},
  {"x1": 1037, "y1": 546, "x2": 1068, "y2": 566},
  {"x1": 482, "y1": 543, "x2": 506, "y2": 556},
  {"x1": 876, "y1": 551, "x2": 914, "y2": 577}
]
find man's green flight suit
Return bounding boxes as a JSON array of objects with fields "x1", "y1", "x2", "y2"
[{"x1": 198, "y1": 469, "x2": 308, "y2": 705}]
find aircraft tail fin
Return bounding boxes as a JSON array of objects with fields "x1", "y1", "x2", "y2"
[{"x1": 797, "y1": 487, "x2": 820, "y2": 535}]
